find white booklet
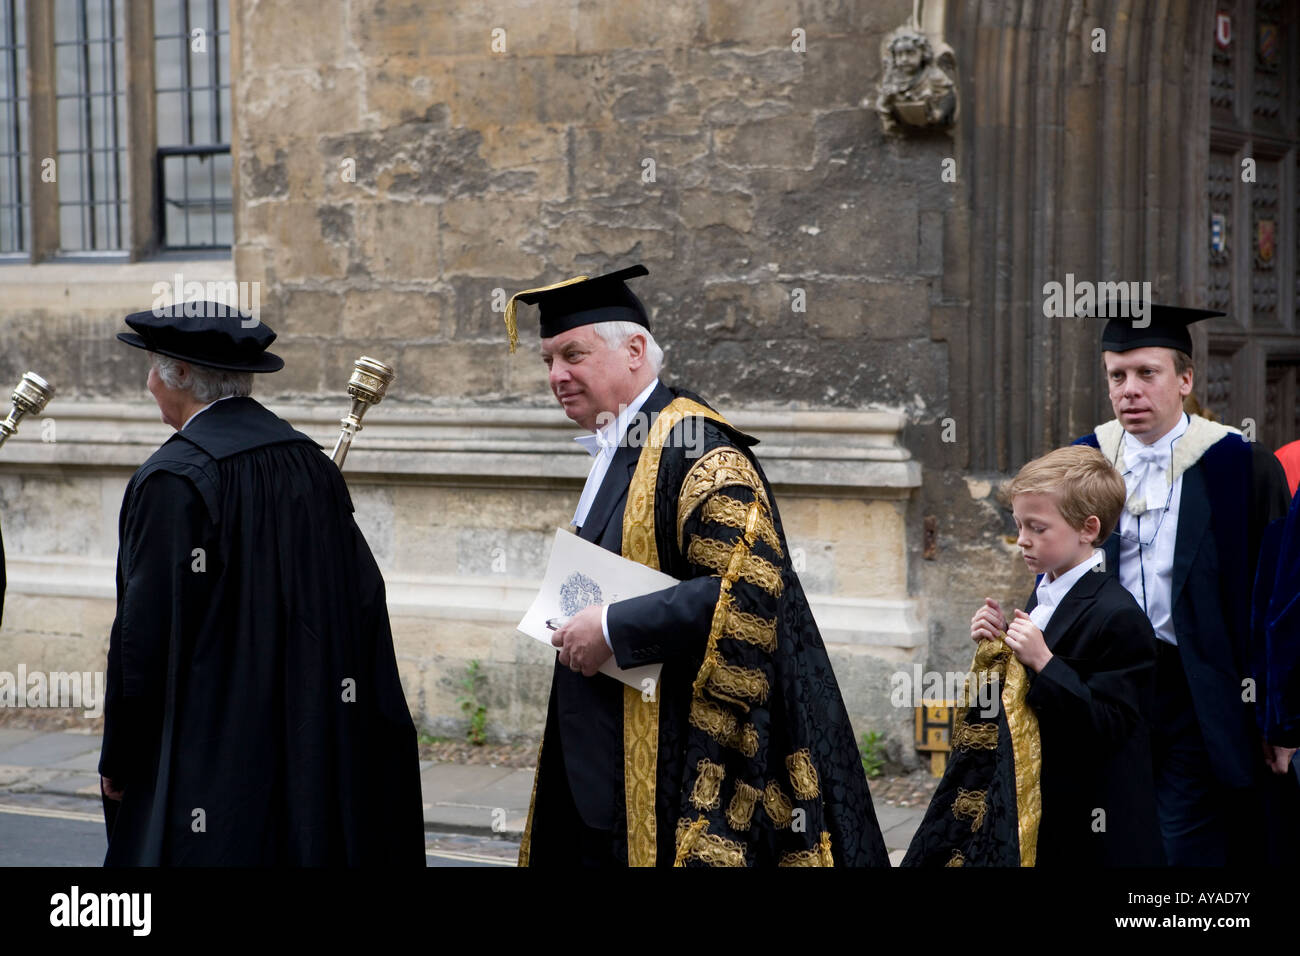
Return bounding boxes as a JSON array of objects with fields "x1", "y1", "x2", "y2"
[{"x1": 518, "y1": 528, "x2": 672, "y2": 691}]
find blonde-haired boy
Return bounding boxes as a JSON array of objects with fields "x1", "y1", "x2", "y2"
[{"x1": 970, "y1": 445, "x2": 1162, "y2": 866}]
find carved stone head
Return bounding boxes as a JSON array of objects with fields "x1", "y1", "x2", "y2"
[{"x1": 887, "y1": 30, "x2": 933, "y2": 78}]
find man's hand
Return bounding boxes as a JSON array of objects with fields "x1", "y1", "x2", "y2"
[
  {"x1": 552, "y1": 604, "x2": 612, "y2": 678},
  {"x1": 1262, "y1": 741, "x2": 1298, "y2": 775},
  {"x1": 100, "y1": 775, "x2": 124, "y2": 801},
  {"x1": 1005, "y1": 609, "x2": 1052, "y2": 673},
  {"x1": 970, "y1": 597, "x2": 1008, "y2": 643}
]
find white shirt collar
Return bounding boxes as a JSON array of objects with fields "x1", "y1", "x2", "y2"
[
  {"x1": 1035, "y1": 549, "x2": 1105, "y2": 610},
  {"x1": 573, "y1": 378, "x2": 660, "y2": 458},
  {"x1": 181, "y1": 394, "x2": 238, "y2": 431}
]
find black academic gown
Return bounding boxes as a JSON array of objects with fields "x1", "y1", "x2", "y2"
[
  {"x1": 1022, "y1": 569, "x2": 1163, "y2": 866},
  {"x1": 99, "y1": 397, "x2": 425, "y2": 866},
  {"x1": 1075, "y1": 430, "x2": 1289, "y2": 787},
  {"x1": 526, "y1": 382, "x2": 888, "y2": 866},
  {"x1": 1076, "y1": 427, "x2": 1293, "y2": 864}
]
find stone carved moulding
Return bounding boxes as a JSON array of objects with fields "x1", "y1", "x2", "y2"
[{"x1": 875, "y1": 24, "x2": 958, "y2": 135}]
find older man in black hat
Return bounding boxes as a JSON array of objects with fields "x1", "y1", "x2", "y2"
[
  {"x1": 980, "y1": 298, "x2": 1291, "y2": 865},
  {"x1": 510, "y1": 266, "x2": 888, "y2": 867},
  {"x1": 98, "y1": 302, "x2": 425, "y2": 866}
]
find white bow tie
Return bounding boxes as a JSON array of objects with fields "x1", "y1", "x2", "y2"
[
  {"x1": 575, "y1": 431, "x2": 618, "y2": 459},
  {"x1": 1124, "y1": 443, "x2": 1171, "y2": 515}
]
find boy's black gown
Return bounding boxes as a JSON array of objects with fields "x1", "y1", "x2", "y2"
[
  {"x1": 904, "y1": 568, "x2": 1162, "y2": 866},
  {"x1": 520, "y1": 382, "x2": 888, "y2": 867},
  {"x1": 99, "y1": 397, "x2": 425, "y2": 866},
  {"x1": 1022, "y1": 570, "x2": 1162, "y2": 865}
]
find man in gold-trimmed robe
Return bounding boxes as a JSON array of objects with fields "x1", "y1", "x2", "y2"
[{"x1": 507, "y1": 265, "x2": 889, "y2": 867}]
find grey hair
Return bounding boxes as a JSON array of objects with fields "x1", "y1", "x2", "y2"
[
  {"x1": 152, "y1": 353, "x2": 253, "y2": 402},
  {"x1": 592, "y1": 320, "x2": 665, "y2": 375}
]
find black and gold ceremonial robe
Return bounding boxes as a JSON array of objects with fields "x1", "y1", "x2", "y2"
[
  {"x1": 521, "y1": 383, "x2": 889, "y2": 866},
  {"x1": 901, "y1": 638, "x2": 1040, "y2": 867},
  {"x1": 99, "y1": 397, "x2": 425, "y2": 866}
]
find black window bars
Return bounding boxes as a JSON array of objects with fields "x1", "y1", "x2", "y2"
[
  {"x1": 154, "y1": 0, "x2": 230, "y2": 250},
  {"x1": 53, "y1": 0, "x2": 128, "y2": 252}
]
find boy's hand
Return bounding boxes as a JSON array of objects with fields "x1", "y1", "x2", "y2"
[
  {"x1": 1005, "y1": 609, "x2": 1052, "y2": 673},
  {"x1": 970, "y1": 597, "x2": 1009, "y2": 643}
]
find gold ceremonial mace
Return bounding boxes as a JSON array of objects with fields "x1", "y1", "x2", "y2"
[
  {"x1": 0, "y1": 372, "x2": 55, "y2": 450},
  {"x1": 330, "y1": 356, "x2": 395, "y2": 469}
]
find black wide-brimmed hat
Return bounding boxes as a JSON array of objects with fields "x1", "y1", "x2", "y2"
[{"x1": 117, "y1": 301, "x2": 284, "y2": 372}]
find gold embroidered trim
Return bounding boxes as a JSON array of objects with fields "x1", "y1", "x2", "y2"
[
  {"x1": 958, "y1": 636, "x2": 1042, "y2": 866},
  {"x1": 677, "y1": 446, "x2": 770, "y2": 552},
  {"x1": 517, "y1": 736, "x2": 544, "y2": 867},
  {"x1": 946, "y1": 849, "x2": 965, "y2": 867},
  {"x1": 619, "y1": 396, "x2": 733, "y2": 868},
  {"x1": 726, "y1": 781, "x2": 762, "y2": 832},
  {"x1": 622, "y1": 684, "x2": 659, "y2": 867},
  {"x1": 952, "y1": 720, "x2": 999, "y2": 751},
  {"x1": 690, "y1": 759, "x2": 726, "y2": 811},
  {"x1": 708, "y1": 661, "x2": 770, "y2": 704},
  {"x1": 763, "y1": 780, "x2": 794, "y2": 828},
  {"x1": 689, "y1": 698, "x2": 759, "y2": 757},
  {"x1": 786, "y1": 749, "x2": 820, "y2": 800},
  {"x1": 998, "y1": 640, "x2": 1042, "y2": 867},
  {"x1": 693, "y1": 590, "x2": 735, "y2": 702},
  {"x1": 674, "y1": 816, "x2": 746, "y2": 867},
  {"x1": 623, "y1": 397, "x2": 733, "y2": 577},
  {"x1": 777, "y1": 831, "x2": 834, "y2": 867},
  {"x1": 673, "y1": 817, "x2": 707, "y2": 866},
  {"x1": 690, "y1": 500, "x2": 773, "y2": 719},
  {"x1": 952, "y1": 788, "x2": 988, "y2": 832},
  {"x1": 687, "y1": 535, "x2": 784, "y2": 596},
  {"x1": 701, "y1": 495, "x2": 784, "y2": 557},
  {"x1": 722, "y1": 607, "x2": 779, "y2": 653}
]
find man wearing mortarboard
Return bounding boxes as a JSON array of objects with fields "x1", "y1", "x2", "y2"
[
  {"x1": 507, "y1": 265, "x2": 889, "y2": 867},
  {"x1": 98, "y1": 303, "x2": 425, "y2": 865},
  {"x1": 1053, "y1": 298, "x2": 1293, "y2": 864}
]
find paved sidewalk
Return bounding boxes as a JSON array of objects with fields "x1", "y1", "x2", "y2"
[{"x1": 0, "y1": 728, "x2": 924, "y2": 863}]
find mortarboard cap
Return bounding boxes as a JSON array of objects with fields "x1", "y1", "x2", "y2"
[
  {"x1": 1078, "y1": 296, "x2": 1223, "y2": 356},
  {"x1": 117, "y1": 301, "x2": 284, "y2": 372},
  {"x1": 503, "y1": 265, "x2": 650, "y2": 353}
]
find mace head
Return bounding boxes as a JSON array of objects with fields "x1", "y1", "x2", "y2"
[
  {"x1": 346, "y1": 356, "x2": 395, "y2": 406},
  {"x1": 13, "y1": 372, "x2": 55, "y2": 415}
]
